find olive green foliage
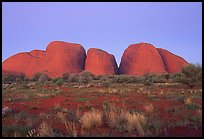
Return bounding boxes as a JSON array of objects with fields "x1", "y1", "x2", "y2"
[
  {"x1": 181, "y1": 64, "x2": 202, "y2": 87},
  {"x1": 2, "y1": 73, "x2": 26, "y2": 84},
  {"x1": 101, "y1": 80, "x2": 111, "y2": 87},
  {"x1": 52, "y1": 78, "x2": 60, "y2": 83},
  {"x1": 56, "y1": 78, "x2": 64, "y2": 86},
  {"x1": 38, "y1": 74, "x2": 50, "y2": 83},
  {"x1": 32, "y1": 73, "x2": 50, "y2": 82},
  {"x1": 79, "y1": 71, "x2": 94, "y2": 84},
  {"x1": 62, "y1": 73, "x2": 70, "y2": 81},
  {"x1": 69, "y1": 74, "x2": 79, "y2": 82}
]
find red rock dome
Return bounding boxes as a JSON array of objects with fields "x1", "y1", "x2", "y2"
[
  {"x1": 85, "y1": 48, "x2": 118, "y2": 75},
  {"x1": 119, "y1": 43, "x2": 167, "y2": 75},
  {"x1": 157, "y1": 48, "x2": 189, "y2": 73},
  {"x1": 2, "y1": 41, "x2": 86, "y2": 78}
]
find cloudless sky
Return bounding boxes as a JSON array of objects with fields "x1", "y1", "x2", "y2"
[{"x1": 2, "y1": 2, "x2": 202, "y2": 66}]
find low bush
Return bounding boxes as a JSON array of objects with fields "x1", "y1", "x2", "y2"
[
  {"x1": 79, "y1": 71, "x2": 93, "y2": 84},
  {"x1": 32, "y1": 73, "x2": 50, "y2": 82},
  {"x1": 101, "y1": 80, "x2": 111, "y2": 87},
  {"x1": 38, "y1": 74, "x2": 50, "y2": 83},
  {"x1": 62, "y1": 73, "x2": 70, "y2": 81},
  {"x1": 181, "y1": 64, "x2": 202, "y2": 87},
  {"x1": 56, "y1": 78, "x2": 64, "y2": 86},
  {"x1": 68, "y1": 74, "x2": 79, "y2": 83},
  {"x1": 2, "y1": 73, "x2": 26, "y2": 84}
]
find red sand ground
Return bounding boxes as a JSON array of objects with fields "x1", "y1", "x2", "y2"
[{"x1": 2, "y1": 84, "x2": 202, "y2": 137}]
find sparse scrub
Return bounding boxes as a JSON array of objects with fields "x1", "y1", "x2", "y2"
[
  {"x1": 101, "y1": 80, "x2": 111, "y2": 87},
  {"x1": 2, "y1": 125, "x2": 31, "y2": 137},
  {"x1": 53, "y1": 103, "x2": 62, "y2": 112},
  {"x1": 62, "y1": 73, "x2": 70, "y2": 81},
  {"x1": 38, "y1": 74, "x2": 50, "y2": 83},
  {"x1": 186, "y1": 103, "x2": 198, "y2": 110},
  {"x1": 151, "y1": 74, "x2": 166, "y2": 83},
  {"x1": 32, "y1": 72, "x2": 44, "y2": 81},
  {"x1": 69, "y1": 74, "x2": 79, "y2": 82},
  {"x1": 52, "y1": 77, "x2": 60, "y2": 83},
  {"x1": 181, "y1": 64, "x2": 202, "y2": 87},
  {"x1": 2, "y1": 73, "x2": 26, "y2": 84},
  {"x1": 55, "y1": 78, "x2": 64, "y2": 86}
]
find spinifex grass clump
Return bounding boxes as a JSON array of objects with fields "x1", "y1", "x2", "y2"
[{"x1": 79, "y1": 109, "x2": 103, "y2": 130}]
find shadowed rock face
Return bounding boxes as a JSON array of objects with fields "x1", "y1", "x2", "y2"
[
  {"x1": 85, "y1": 48, "x2": 118, "y2": 75},
  {"x1": 119, "y1": 43, "x2": 167, "y2": 75},
  {"x1": 157, "y1": 48, "x2": 189, "y2": 73},
  {"x1": 2, "y1": 41, "x2": 86, "y2": 78}
]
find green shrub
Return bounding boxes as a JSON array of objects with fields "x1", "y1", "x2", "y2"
[
  {"x1": 151, "y1": 74, "x2": 166, "y2": 83},
  {"x1": 101, "y1": 80, "x2": 111, "y2": 87},
  {"x1": 100, "y1": 76, "x2": 109, "y2": 82},
  {"x1": 68, "y1": 74, "x2": 79, "y2": 82},
  {"x1": 56, "y1": 78, "x2": 64, "y2": 86},
  {"x1": 52, "y1": 77, "x2": 60, "y2": 83},
  {"x1": 62, "y1": 73, "x2": 70, "y2": 81},
  {"x1": 15, "y1": 77, "x2": 23, "y2": 83},
  {"x1": 171, "y1": 72, "x2": 183, "y2": 83},
  {"x1": 2, "y1": 73, "x2": 26, "y2": 84},
  {"x1": 186, "y1": 103, "x2": 198, "y2": 110},
  {"x1": 80, "y1": 71, "x2": 94, "y2": 78},
  {"x1": 38, "y1": 74, "x2": 49, "y2": 83},
  {"x1": 181, "y1": 64, "x2": 202, "y2": 87},
  {"x1": 32, "y1": 72, "x2": 50, "y2": 81},
  {"x1": 78, "y1": 71, "x2": 93, "y2": 84},
  {"x1": 118, "y1": 75, "x2": 130, "y2": 83}
]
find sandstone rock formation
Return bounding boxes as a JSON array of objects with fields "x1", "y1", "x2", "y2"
[
  {"x1": 3, "y1": 41, "x2": 189, "y2": 78},
  {"x1": 157, "y1": 48, "x2": 189, "y2": 73},
  {"x1": 2, "y1": 41, "x2": 86, "y2": 78},
  {"x1": 119, "y1": 43, "x2": 167, "y2": 75},
  {"x1": 85, "y1": 48, "x2": 118, "y2": 75},
  {"x1": 119, "y1": 43, "x2": 189, "y2": 75}
]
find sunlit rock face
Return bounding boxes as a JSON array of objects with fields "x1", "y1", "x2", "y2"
[
  {"x1": 85, "y1": 48, "x2": 118, "y2": 75},
  {"x1": 2, "y1": 41, "x2": 86, "y2": 78},
  {"x1": 119, "y1": 43, "x2": 167, "y2": 75},
  {"x1": 157, "y1": 48, "x2": 189, "y2": 74}
]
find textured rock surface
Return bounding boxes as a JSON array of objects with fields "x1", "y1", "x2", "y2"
[
  {"x1": 2, "y1": 41, "x2": 189, "y2": 78},
  {"x1": 2, "y1": 41, "x2": 86, "y2": 78},
  {"x1": 85, "y1": 48, "x2": 118, "y2": 75},
  {"x1": 157, "y1": 48, "x2": 189, "y2": 73},
  {"x1": 119, "y1": 43, "x2": 167, "y2": 75}
]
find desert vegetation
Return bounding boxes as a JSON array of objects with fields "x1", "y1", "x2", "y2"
[{"x1": 2, "y1": 64, "x2": 202, "y2": 137}]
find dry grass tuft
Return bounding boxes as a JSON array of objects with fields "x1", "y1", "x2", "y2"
[
  {"x1": 143, "y1": 103, "x2": 154, "y2": 113},
  {"x1": 38, "y1": 121, "x2": 54, "y2": 137},
  {"x1": 184, "y1": 97, "x2": 192, "y2": 105},
  {"x1": 66, "y1": 121, "x2": 77, "y2": 137},
  {"x1": 80, "y1": 109, "x2": 102, "y2": 130},
  {"x1": 105, "y1": 109, "x2": 147, "y2": 136},
  {"x1": 125, "y1": 112, "x2": 146, "y2": 136},
  {"x1": 56, "y1": 111, "x2": 67, "y2": 123}
]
